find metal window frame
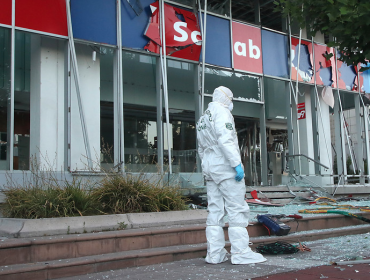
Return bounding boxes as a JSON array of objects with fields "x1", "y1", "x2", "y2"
[
  {"x1": 159, "y1": 0, "x2": 172, "y2": 174},
  {"x1": 115, "y1": 0, "x2": 125, "y2": 172},
  {"x1": 65, "y1": 0, "x2": 93, "y2": 170},
  {"x1": 9, "y1": 0, "x2": 15, "y2": 171}
]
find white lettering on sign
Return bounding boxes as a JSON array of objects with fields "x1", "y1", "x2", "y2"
[
  {"x1": 174, "y1": 22, "x2": 188, "y2": 42},
  {"x1": 191, "y1": 31, "x2": 202, "y2": 45},
  {"x1": 298, "y1": 109, "x2": 306, "y2": 120},
  {"x1": 234, "y1": 42, "x2": 247, "y2": 57},
  {"x1": 173, "y1": 22, "x2": 202, "y2": 45},
  {"x1": 249, "y1": 39, "x2": 260, "y2": 59},
  {"x1": 234, "y1": 40, "x2": 260, "y2": 59}
]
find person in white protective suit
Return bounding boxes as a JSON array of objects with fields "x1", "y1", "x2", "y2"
[{"x1": 196, "y1": 86, "x2": 266, "y2": 265}]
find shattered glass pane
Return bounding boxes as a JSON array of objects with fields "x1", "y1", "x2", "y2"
[
  {"x1": 204, "y1": 67, "x2": 261, "y2": 102},
  {"x1": 291, "y1": 44, "x2": 313, "y2": 82},
  {"x1": 125, "y1": 0, "x2": 143, "y2": 16}
]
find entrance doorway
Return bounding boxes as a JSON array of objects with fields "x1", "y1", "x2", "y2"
[{"x1": 234, "y1": 117, "x2": 261, "y2": 186}]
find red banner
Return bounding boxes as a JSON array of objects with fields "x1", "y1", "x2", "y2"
[
  {"x1": 232, "y1": 22, "x2": 262, "y2": 74},
  {"x1": 15, "y1": 0, "x2": 68, "y2": 36},
  {"x1": 144, "y1": 1, "x2": 202, "y2": 61},
  {"x1": 0, "y1": 0, "x2": 12, "y2": 26}
]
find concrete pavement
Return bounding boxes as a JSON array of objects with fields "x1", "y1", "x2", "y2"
[{"x1": 57, "y1": 232, "x2": 370, "y2": 280}]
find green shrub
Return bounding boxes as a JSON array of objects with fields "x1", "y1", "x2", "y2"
[
  {"x1": 2, "y1": 179, "x2": 101, "y2": 219},
  {"x1": 91, "y1": 173, "x2": 188, "y2": 214},
  {"x1": 1, "y1": 172, "x2": 188, "y2": 219}
]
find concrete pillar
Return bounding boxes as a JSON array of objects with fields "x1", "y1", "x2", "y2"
[
  {"x1": 70, "y1": 44, "x2": 100, "y2": 171},
  {"x1": 297, "y1": 86, "x2": 315, "y2": 175},
  {"x1": 286, "y1": 83, "x2": 296, "y2": 174},
  {"x1": 310, "y1": 88, "x2": 320, "y2": 174},
  {"x1": 317, "y1": 92, "x2": 333, "y2": 185},
  {"x1": 334, "y1": 92, "x2": 347, "y2": 180},
  {"x1": 30, "y1": 35, "x2": 66, "y2": 171}
]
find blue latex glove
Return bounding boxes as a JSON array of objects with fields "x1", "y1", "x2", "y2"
[{"x1": 234, "y1": 164, "x2": 244, "y2": 182}]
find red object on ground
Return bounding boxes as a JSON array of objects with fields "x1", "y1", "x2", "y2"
[
  {"x1": 246, "y1": 199, "x2": 284, "y2": 207},
  {"x1": 287, "y1": 214, "x2": 303, "y2": 219},
  {"x1": 251, "y1": 190, "x2": 259, "y2": 199}
]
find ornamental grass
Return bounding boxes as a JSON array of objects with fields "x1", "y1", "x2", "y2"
[
  {"x1": 1, "y1": 173, "x2": 188, "y2": 219},
  {"x1": 1, "y1": 179, "x2": 101, "y2": 219},
  {"x1": 91, "y1": 173, "x2": 188, "y2": 214}
]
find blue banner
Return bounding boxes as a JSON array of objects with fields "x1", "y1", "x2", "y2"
[
  {"x1": 202, "y1": 14, "x2": 231, "y2": 68},
  {"x1": 262, "y1": 30, "x2": 289, "y2": 78},
  {"x1": 121, "y1": 0, "x2": 154, "y2": 49},
  {"x1": 71, "y1": 0, "x2": 117, "y2": 45}
]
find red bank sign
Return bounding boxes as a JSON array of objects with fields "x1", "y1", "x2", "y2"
[
  {"x1": 232, "y1": 22, "x2": 262, "y2": 74},
  {"x1": 297, "y1": 103, "x2": 306, "y2": 120},
  {"x1": 144, "y1": 1, "x2": 202, "y2": 61}
]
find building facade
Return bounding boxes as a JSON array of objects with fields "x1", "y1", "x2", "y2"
[{"x1": 1, "y1": 0, "x2": 370, "y2": 188}]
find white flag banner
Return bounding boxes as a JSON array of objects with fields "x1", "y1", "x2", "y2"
[{"x1": 322, "y1": 86, "x2": 334, "y2": 108}]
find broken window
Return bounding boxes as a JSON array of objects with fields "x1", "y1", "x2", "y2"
[
  {"x1": 291, "y1": 38, "x2": 313, "y2": 83},
  {"x1": 204, "y1": 67, "x2": 261, "y2": 102},
  {"x1": 314, "y1": 44, "x2": 334, "y2": 87},
  {"x1": 260, "y1": 0, "x2": 285, "y2": 32},
  {"x1": 231, "y1": 0, "x2": 256, "y2": 25}
]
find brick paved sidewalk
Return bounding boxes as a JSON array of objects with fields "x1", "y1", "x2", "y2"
[{"x1": 254, "y1": 263, "x2": 370, "y2": 280}]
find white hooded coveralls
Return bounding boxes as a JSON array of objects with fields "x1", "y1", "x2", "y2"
[{"x1": 196, "y1": 86, "x2": 266, "y2": 265}]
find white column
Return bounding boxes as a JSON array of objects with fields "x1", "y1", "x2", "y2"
[
  {"x1": 70, "y1": 44, "x2": 100, "y2": 171},
  {"x1": 297, "y1": 87, "x2": 315, "y2": 175},
  {"x1": 318, "y1": 95, "x2": 333, "y2": 185},
  {"x1": 30, "y1": 36, "x2": 66, "y2": 171}
]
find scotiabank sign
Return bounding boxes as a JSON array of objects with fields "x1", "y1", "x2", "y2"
[
  {"x1": 232, "y1": 22, "x2": 262, "y2": 74},
  {"x1": 144, "y1": 1, "x2": 202, "y2": 61}
]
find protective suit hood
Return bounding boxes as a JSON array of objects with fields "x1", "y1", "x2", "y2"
[{"x1": 213, "y1": 86, "x2": 233, "y2": 111}]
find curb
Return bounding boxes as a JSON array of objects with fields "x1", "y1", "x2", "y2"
[{"x1": 0, "y1": 210, "x2": 208, "y2": 238}]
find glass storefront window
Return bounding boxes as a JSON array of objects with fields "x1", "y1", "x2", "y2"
[
  {"x1": 100, "y1": 47, "x2": 114, "y2": 169},
  {"x1": 167, "y1": 59, "x2": 197, "y2": 173},
  {"x1": 122, "y1": 51, "x2": 158, "y2": 172},
  {"x1": 14, "y1": 31, "x2": 31, "y2": 170},
  {"x1": 264, "y1": 78, "x2": 288, "y2": 120},
  {"x1": 0, "y1": 27, "x2": 11, "y2": 170}
]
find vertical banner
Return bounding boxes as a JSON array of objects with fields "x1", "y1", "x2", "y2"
[
  {"x1": 297, "y1": 102, "x2": 306, "y2": 120},
  {"x1": 232, "y1": 21, "x2": 262, "y2": 74},
  {"x1": 313, "y1": 44, "x2": 335, "y2": 87},
  {"x1": 71, "y1": 0, "x2": 117, "y2": 45},
  {"x1": 0, "y1": 0, "x2": 12, "y2": 26},
  {"x1": 202, "y1": 13, "x2": 231, "y2": 68},
  {"x1": 291, "y1": 38, "x2": 313, "y2": 83},
  {"x1": 261, "y1": 30, "x2": 289, "y2": 78},
  {"x1": 15, "y1": 0, "x2": 68, "y2": 36}
]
